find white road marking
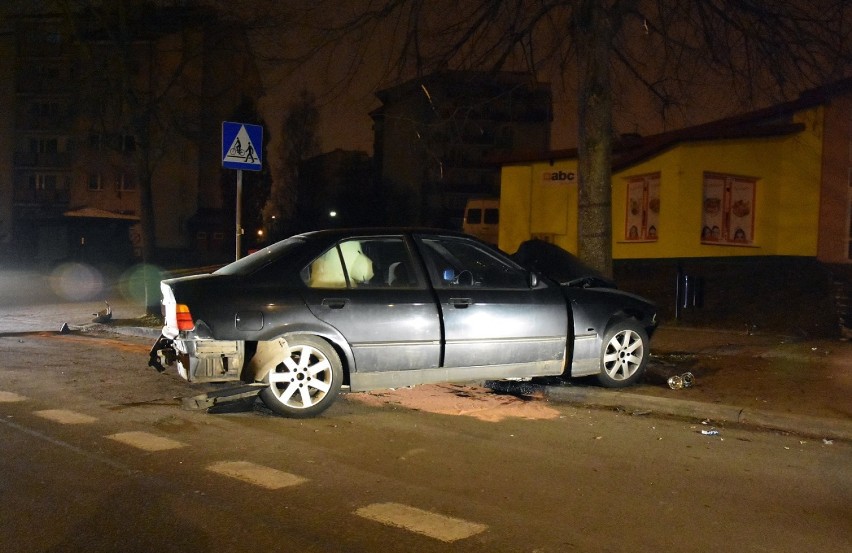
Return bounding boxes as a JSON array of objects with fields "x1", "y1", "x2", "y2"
[
  {"x1": 0, "y1": 391, "x2": 27, "y2": 402},
  {"x1": 35, "y1": 409, "x2": 97, "y2": 424},
  {"x1": 355, "y1": 502, "x2": 488, "y2": 542},
  {"x1": 107, "y1": 431, "x2": 187, "y2": 451},
  {"x1": 207, "y1": 461, "x2": 308, "y2": 489}
]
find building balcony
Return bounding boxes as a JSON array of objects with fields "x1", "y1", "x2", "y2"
[
  {"x1": 14, "y1": 151, "x2": 72, "y2": 168},
  {"x1": 15, "y1": 114, "x2": 73, "y2": 132},
  {"x1": 13, "y1": 186, "x2": 70, "y2": 206},
  {"x1": 15, "y1": 80, "x2": 73, "y2": 94}
]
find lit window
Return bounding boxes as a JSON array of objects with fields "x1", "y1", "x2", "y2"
[
  {"x1": 88, "y1": 173, "x2": 103, "y2": 191},
  {"x1": 30, "y1": 174, "x2": 57, "y2": 190},
  {"x1": 116, "y1": 173, "x2": 136, "y2": 191}
]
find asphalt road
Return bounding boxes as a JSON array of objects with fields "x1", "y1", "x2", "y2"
[{"x1": 1, "y1": 331, "x2": 849, "y2": 553}]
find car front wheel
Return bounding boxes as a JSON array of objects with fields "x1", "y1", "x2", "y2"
[
  {"x1": 259, "y1": 335, "x2": 343, "y2": 418},
  {"x1": 597, "y1": 320, "x2": 649, "y2": 388}
]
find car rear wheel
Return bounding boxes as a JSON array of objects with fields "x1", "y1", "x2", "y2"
[
  {"x1": 259, "y1": 335, "x2": 343, "y2": 418},
  {"x1": 597, "y1": 320, "x2": 649, "y2": 388}
]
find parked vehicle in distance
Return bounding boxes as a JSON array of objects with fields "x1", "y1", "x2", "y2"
[
  {"x1": 149, "y1": 229, "x2": 656, "y2": 418},
  {"x1": 462, "y1": 198, "x2": 499, "y2": 245}
]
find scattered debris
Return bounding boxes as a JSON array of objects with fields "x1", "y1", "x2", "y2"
[
  {"x1": 59, "y1": 322, "x2": 70, "y2": 334},
  {"x1": 700, "y1": 429, "x2": 720, "y2": 436},
  {"x1": 823, "y1": 439, "x2": 834, "y2": 445},
  {"x1": 92, "y1": 301, "x2": 112, "y2": 323},
  {"x1": 668, "y1": 372, "x2": 695, "y2": 389}
]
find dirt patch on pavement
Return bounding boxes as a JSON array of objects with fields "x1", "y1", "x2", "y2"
[
  {"x1": 644, "y1": 336, "x2": 852, "y2": 420},
  {"x1": 347, "y1": 383, "x2": 561, "y2": 422},
  {"x1": 51, "y1": 332, "x2": 152, "y2": 354}
]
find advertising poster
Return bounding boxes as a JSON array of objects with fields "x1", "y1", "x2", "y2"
[
  {"x1": 702, "y1": 172, "x2": 755, "y2": 244},
  {"x1": 624, "y1": 173, "x2": 660, "y2": 241},
  {"x1": 728, "y1": 177, "x2": 755, "y2": 243}
]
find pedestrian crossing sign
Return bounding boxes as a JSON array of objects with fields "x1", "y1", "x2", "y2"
[{"x1": 222, "y1": 121, "x2": 263, "y2": 171}]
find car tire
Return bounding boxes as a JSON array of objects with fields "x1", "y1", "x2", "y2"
[
  {"x1": 259, "y1": 335, "x2": 343, "y2": 418},
  {"x1": 597, "y1": 320, "x2": 649, "y2": 388}
]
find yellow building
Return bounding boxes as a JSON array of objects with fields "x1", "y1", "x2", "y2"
[{"x1": 498, "y1": 80, "x2": 852, "y2": 335}]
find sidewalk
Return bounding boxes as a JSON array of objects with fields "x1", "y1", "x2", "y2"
[
  {"x1": 535, "y1": 326, "x2": 852, "y2": 441},
  {"x1": 2, "y1": 273, "x2": 849, "y2": 440}
]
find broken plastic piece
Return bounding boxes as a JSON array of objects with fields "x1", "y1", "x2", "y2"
[{"x1": 668, "y1": 372, "x2": 695, "y2": 389}]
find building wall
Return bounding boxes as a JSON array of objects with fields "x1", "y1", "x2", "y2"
[
  {"x1": 0, "y1": 29, "x2": 14, "y2": 251},
  {"x1": 499, "y1": 106, "x2": 825, "y2": 261},
  {"x1": 818, "y1": 95, "x2": 852, "y2": 264},
  {"x1": 499, "y1": 161, "x2": 578, "y2": 254}
]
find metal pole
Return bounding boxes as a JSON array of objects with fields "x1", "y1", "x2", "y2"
[{"x1": 236, "y1": 169, "x2": 243, "y2": 260}]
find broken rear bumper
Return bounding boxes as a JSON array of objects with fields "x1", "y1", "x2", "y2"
[{"x1": 148, "y1": 334, "x2": 175, "y2": 373}]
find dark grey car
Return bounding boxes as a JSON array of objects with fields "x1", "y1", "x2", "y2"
[{"x1": 149, "y1": 229, "x2": 656, "y2": 418}]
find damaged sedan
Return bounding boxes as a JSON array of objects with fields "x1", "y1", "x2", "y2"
[{"x1": 149, "y1": 229, "x2": 656, "y2": 418}]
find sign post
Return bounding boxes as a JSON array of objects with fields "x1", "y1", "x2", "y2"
[{"x1": 222, "y1": 121, "x2": 263, "y2": 260}]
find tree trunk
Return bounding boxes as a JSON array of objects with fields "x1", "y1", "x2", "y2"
[{"x1": 575, "y1": 0, "x2": 614, "y2": 278}]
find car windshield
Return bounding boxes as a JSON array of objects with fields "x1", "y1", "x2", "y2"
[
  {"x1": 214, "y1": 235, "x2": 308, "y2": 276},
  {"x1": 511, "y1": 239, "x2": 615, "y2": 287}
]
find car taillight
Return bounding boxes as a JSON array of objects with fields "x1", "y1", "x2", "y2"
[{"x1": 175, "y1": 304, "x2": 195, "y2": 331}]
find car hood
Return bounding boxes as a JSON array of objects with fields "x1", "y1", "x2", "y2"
[{"x1": 511, "y1": 239, "x2": 617, "y2": 288}]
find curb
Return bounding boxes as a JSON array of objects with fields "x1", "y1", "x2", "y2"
[
  {"x1": 87, "y1": 325, "x2": 852, "y2": 441},
  {"x1": 542, "y1": 385, "x2": 852, "y2": 442}
]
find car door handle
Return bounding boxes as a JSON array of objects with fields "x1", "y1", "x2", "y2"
[
  {"x1": 321, "y1": 298, "x2": 348, "y2": 310},
  {"x1": 450, "y1": 298, "x2": 472, "y2": 308}
]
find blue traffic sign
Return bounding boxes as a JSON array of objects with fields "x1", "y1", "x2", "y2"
[{"x1": 222, "y1": 121, "x2": 263, "y2": 171}]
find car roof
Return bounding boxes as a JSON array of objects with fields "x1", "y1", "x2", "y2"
[{"x1": 296, "y1": 227, "x2": 475, "y2": 241}]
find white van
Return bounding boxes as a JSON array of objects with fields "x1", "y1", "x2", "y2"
[{"x1": 462, "y1": 198, "x2": 500, "y2": 245}]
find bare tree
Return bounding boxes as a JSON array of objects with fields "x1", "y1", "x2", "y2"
[
  {"x1": 52, "y1": 0, "x2": 264, "y2": 264},
  {"x1": 263, "y1": 88, "x2": 321, "y2": 239},
  {"x1": 295, "y1": 0, "x2": 850, "y2": 275}
]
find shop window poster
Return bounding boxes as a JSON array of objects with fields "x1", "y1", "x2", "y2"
[
  {"x1": 625, "y1": 173, "x2": 660, "y2": 241},
  {"x1": 702, "y1": 172, "x2": 756, "y2": 244}
]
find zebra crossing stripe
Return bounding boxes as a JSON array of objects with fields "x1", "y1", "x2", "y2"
[
  {"x1": 35, "y1": 409, "x2": 97, "y2": 424},
  {"x1": 355, "y1": 502, "x2": 487, "y2": 542},
  {"x1": 0, "y1": 391, "x2": 27, "y2": 402},
  {"x1": 107, "y1": 431, "x2": 187, "y2": 451},
  {"x1": 207, "y1": 461, "x2": 307, "y2": 490}
]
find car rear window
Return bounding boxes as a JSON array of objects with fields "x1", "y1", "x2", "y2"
[{"x1": 214, "y1": 236, "x2": 307, "y2": 276}]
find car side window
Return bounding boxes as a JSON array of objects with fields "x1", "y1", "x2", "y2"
[
  {"x1": 300, "y1": 240, "x2": 373, "y2": 288},
  {"x1": 300, "y1": 237, "x2": 419, "y2": 289},
  {"x1": 418, "y1": 236, "x2": 528, "y2": 289},
  {"x1": 356, "y1": 237, "x2": 420, "y2": 288}
]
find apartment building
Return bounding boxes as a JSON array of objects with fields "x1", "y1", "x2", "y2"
[
  {"x1": 371, "y1": 71, "x2": 552, "y2": 229},
  {"x1": 1, "y1": 6, "x2": 262, "y2": 267}
]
